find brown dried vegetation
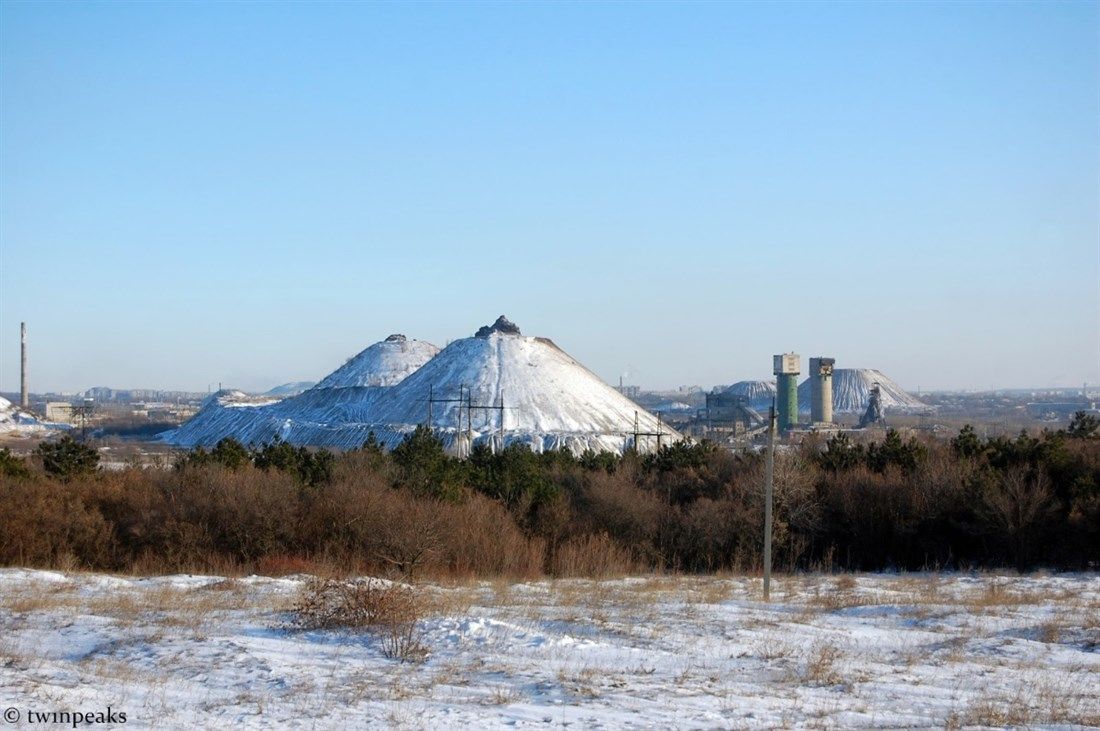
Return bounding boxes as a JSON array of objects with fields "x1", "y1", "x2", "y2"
[{"x1": 0, "y1": 423, "x2": 1097, "y2": 578}]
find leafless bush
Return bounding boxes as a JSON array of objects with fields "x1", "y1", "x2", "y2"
[
  {"x1": 292, "y1": 578, "x2": 428, "y2": 662},
  {"x1": 0, "y1": 474, "x2": 112, "y2": 567},
  {"x1": 549, "y1": 532, "x2": 639, "y2": 577},
  {"x1": 1, "y1": 432, "x2": 1097, "y2": 577},
  {"x1": 802, "y1": 641, "x2": 844, "y2": 685},
  {"x1": 980, "y1": 467, "x2": 1059, "y2": 570}
]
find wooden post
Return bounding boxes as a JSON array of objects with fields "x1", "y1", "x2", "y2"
[{"x1": 764, "y1": 400, "x2": 776, "y2": 601}]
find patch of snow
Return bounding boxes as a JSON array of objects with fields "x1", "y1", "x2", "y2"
[
  {"x1": 1, "y1": 570, "x2": 1096, "y2": 728},
  {"x1": 313, "y1": 335, "x2": 440, "y2": 389},
  {"x1": 0, "y1": 396, "x2": 66, "y2": 437}
]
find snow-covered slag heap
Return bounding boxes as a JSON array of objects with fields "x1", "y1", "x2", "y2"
[
  {"x1": 162, "y1": 335, "x2": 440, "y2": 449},
  {"x1": 797, "y1": 368, "x2": 927, "y2": 414},
  {"x1": 163, "y1": 319, "x2": 679, "y2": 455},
  {"x1": 0, "y1": 396, "x2": 63, "y2": 438},
  {"x1": 719, "y1": 380, "x2": 777, "y2": 412}
]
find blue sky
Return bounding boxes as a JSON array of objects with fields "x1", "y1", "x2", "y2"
[{"x1": 1, "y1": 1, "x2": 1096, "y2": 393}]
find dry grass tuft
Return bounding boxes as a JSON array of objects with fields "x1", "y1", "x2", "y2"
[
  {"x1": 966, "y1": 581, "x2": 1047, "y2": 611},
  {"x1": 802, "y1": 641, "x2": 844, "y2": 686},
  {"x1": 803, "y1": 581, "x2": 873, "y2": 611},
  {"x1": 947, "y1": 677, "x2": 1100, "y2": 728}
]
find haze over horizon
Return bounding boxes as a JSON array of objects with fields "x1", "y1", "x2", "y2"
[{"x1": 2, "y1": 2, "x2": 1097, "y2": 394}]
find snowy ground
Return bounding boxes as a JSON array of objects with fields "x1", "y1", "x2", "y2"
[{"x1": 1, "y1": 570, "x2": 1097, "y2": 729}]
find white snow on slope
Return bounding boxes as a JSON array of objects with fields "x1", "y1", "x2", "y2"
[
  {"x1": 163, "y1": 335, "x2": 439, "y2": 448},
  {"x1": 360, "y1": 321, "x2": 679, "y2": 454},
  {"x1": 164, "y1": 319, "x2": 677, "y2": 454},
  {"x1": 263, "y1": 382, "x2": 316, "y2": 397},
  {"x1": 798, "y1": 368, "x2": 928, "y2": 414},
  {"x1": 1, "y1": 570, "x2": 1096, "y2": 729},
  {"x1": 315, "y1": 335, "x2": 441, "y2": 389},
  {"x1": 0, "y1": 396, "x2": 63, "y2": 437},
  {"x1": 201, "y1": 389, "x2": 283, "y2": 409}
]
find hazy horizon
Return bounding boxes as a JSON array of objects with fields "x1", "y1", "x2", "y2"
[{"x1": 2, "y1": 2, "x2": 1097, "y2": 394}]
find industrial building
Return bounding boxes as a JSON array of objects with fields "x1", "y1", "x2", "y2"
[
  {"x1": 774, "y1": 353, "x2": 800, "y2": 432},
  {"x1": 809, "y1": 357, "x2": 835, "y2": 425}
]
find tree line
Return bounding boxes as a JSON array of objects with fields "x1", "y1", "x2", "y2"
[{"x1": 0, "y1": 412, "x2": 1096, "y2": 576}]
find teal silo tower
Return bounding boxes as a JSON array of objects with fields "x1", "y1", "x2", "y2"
[{"x1": 773, "y1": 353, "x2": 800, "y2": 432}]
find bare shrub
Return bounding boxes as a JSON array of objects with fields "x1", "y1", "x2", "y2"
[
  {"x1": 0, "y1": 474, "x2": 112, "y2": 567},
  {"x1": 802, "y1": 641, "x2": 843, "y2": 685},
  {"x1": 549, "y1": 532, "x2": 639, "y2": 577},
  {"x1": 2, "y1": 428, "x2": 1097, "y2": 577},
  {"x1": 576, "y1": 468, "x2": 663, "y2": 555},
  {"x1": 292, "y1": 578, "x2": 427, "y2": 662},
  {"x1": 980, "y1": 467, "x2": 1059, "y2": 570},
  {"x1": 300, "y1": 469, "x2": 539, "y2": 578}
]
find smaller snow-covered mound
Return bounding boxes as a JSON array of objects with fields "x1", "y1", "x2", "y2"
[
  {"x1": 653, "y1": 401, "x2": 694, "y2": 413},
  {"x1": 170, "y1": 390, "x2": 288, "y2": 448},
  {"x1": 264, "y1": 381, "x2": 316, "y2": 397},
  {"x1": 201, "y1": 389, "x2": 282, "y2": 409},
  {"x1": 0, "y1": 396, "x2": 63, "y2": 437},
  {"x1": 313, "y1": 335, "x2": 441, "y2": 389},
  {"x1": 798, "y1": 368, "x2": 926, "y2": 414},
  {"x1": 163, "y1": 334, "x2": 441, "y2": 448},
  {"x1": 720, "y1": 381, "x2": 776, "y2": 412}
]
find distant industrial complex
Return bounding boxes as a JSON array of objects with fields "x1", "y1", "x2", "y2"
[{"x1": 3, "y1": 320, "x2": 1097, "y2": 453}]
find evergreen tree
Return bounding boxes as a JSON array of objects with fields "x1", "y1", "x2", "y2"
[
  {"x1": 951, "y1": 425, "x2": 983, "y2": 458},
  {"x1": 210, "y1": 437, "x2": 250, "y2": 470},
  {"x1": 34, "y1": 435, "x2": 99, "y2": 480},
  {"x1": 1068, "y1": 411, "x2": 1099, "y2": 440},
  {"x1": 818, "y1": 432, "x2": 864, "y2": 472},
  {"x1": 0, "y1": 447, "x2": 30, "y2": 478}
]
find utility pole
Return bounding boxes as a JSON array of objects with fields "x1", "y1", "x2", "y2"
[
  {"x1": 763, "y1": 399, "x2": 776, "y2": 601},
  {"x1": 465, "y1": 386, "x2": 472, "y2": 455}
]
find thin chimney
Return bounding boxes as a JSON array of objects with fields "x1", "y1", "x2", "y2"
[{"x1": 20, "y1": 322, "x2": 28, "y2": 409}]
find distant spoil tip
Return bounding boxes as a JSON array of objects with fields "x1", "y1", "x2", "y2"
[{"x1": 475, "y1": 315, "x2": 521, "y2": 338}]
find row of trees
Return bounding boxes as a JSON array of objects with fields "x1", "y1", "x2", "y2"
[{"x1": 0, "y1": 414, "x2": 1097, "y2": 575}]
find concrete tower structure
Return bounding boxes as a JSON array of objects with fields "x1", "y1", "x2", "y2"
[
  {"x1": 773, "y1": 352, "x2": 800, "y2": 432},
  {"x1": 809, "y1": 357, "x2": 835, "y2": 424},
  {"x1": 20, "y1": 322, "x2": 28, "y2": 409}
]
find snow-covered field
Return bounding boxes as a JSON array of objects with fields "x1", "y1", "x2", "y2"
[{"x1": 1, "y1": 570, "x2": 1097, "y2": 729}]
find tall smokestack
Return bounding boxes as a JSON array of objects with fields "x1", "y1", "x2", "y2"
[
  {"x1": 810, "y1": 357, "x2": 835, "y2": 424},
  {"x1": 20, "y1": 322, "x2": 28, "y2": 409}
]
